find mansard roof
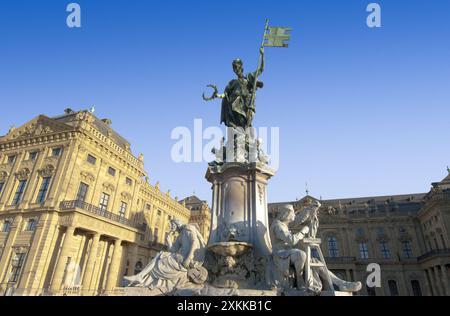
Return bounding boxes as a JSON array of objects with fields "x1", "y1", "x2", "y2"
[{"x1": 52, "y1": 110, "x2": 131, "y2": 150}]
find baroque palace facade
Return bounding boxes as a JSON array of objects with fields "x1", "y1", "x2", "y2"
[
  {"x1": 0, "y1": 108, "x2": 448, "y2": 296},
  {"x1": 0, "y1": 109, "x2": 208, "y2": 296},
  {"x1": 269, "y1": 172, "x2": 450, "y2": 296}
]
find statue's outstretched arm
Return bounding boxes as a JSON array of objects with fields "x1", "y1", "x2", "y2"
[{"x1": 256, "y1": 47, "x2": 265, "y2": 77}]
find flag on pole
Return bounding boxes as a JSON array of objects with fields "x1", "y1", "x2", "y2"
[{"x1": 263, "y1": 26, "x2": 292, "y2": 48}]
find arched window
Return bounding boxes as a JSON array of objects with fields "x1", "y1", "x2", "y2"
[
  {"x1": 327, "y1": 236, "x2": 339, "y2": 258},
  {"x1": 411, "y1": 280, "x2": 422, "y2": 296},
  {"x1": 134, "y1": 261, "x2": 143, "y2": 275},
  {"x1": 388, "y1": 280, "x2": 399, "y2": 296}
]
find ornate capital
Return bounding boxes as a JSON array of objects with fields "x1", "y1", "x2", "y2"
[
  {"x1": 38, "y1": 164, "x2": 55, "y2": 178},
  {"x1": 15, "y1": 168, "x2": 30, "y2": 181}
]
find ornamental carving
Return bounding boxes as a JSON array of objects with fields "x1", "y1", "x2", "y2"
[
  {"x1": 258, "y1": 184, "x2": 264, "y2": 204},
  {"x1": 80, "y1": 171, "x2": 95, "y2": 183},
  {"x1": 15, "y1": 168, "x2": 31, "y2": 181},
  {"x1": 11, "y1": 123, "x2": 54, "y2": 140},
  {"x1": 38, "y1": 165, "x2": 55, "y2": 178},
  {"x1": 121, "y1": 192, "x2": 132, "y2": 201},
  {"x1": 0, "y1": 171, "x2": 8, "y2": 181},
  {"x1": 102, "y1": 182, "x2": 115, "y2": 193},
  {"x1": 75, "y1": 112, "x2": 95, "y2": 124}
]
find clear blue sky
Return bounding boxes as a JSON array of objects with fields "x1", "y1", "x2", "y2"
[{"x1": 1, "y1": 0, "x2": 449, "y2": 203}]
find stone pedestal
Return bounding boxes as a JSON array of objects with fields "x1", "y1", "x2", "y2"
[
  {"x1": 204, "y1": 127, "x2": 276, "y2": 289},
  {"x1": 206, "y1": 162, "x2": 275, "y2": 256}
]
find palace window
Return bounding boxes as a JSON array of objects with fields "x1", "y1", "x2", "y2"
[
  {"x1": 25, "y1": 219, "x2": 37, "y2": 232},
  {"x1": 2, "y1": 220, "x2": 12, "y2": 233},
  {"x1": 87, "y1": 154, "x2": 97, "y2": 165},
  {"x1": 52, "y1": 147, "x2": 62, "y2": 157},
  {"x1": 99, "y1": 192, "x2": 110, "y2": 212},
  {"x1": 36, "y1": 177, "x2": 51, "y2": 204},
  {"x1": 119, "y1": 201, "x2": 127, "y2": 218},
  {"x1": 29, "y1": 151, "x2": 38, "y2": 161},
  {"x1": 388, "y1": 280, "x2": 399, "y2": 296},
  {"x1": 9, "y1": 252, "x2": 27, "y2": 283},
  {"x1": 359, "y1": 242, "x2": 369, "y2": 259},
  {"x1": 0, "y1": 182, "x2": 5, "y2": 197},
  {"x1": 401, "y1": 241, "x2": 413, "y2": 258},
  {"x1": 380, "y1": 241, "x2": 391, "y2": 259},
  {"x1": 76, "y1": 182, "x2": 89, "y2": 202},
  {"x1": 12, "y1": 180, "x2": 27, "y2": 206},
  {"x1": 327, "y1": 236, "x2": 339, "y2": 258},
  {"x1": 157, "y1": 210, "x2": 162, "y2": 216},
  {"x1": 376, "y1": 227, "x2": 385, "y2": 236},
  {"x1": 356, "y1": 228, "x2": 364, "y2": 237},
  {"x1": 411, "y1": 280, "x2": 422, "y2": 296},
  {"x1": 108, "y1": 167, "x2": 116, "y2": 177},
  {"x1": 145, "y1": 203, "x2": 151, "y2": 211},
  {"x1": 7, "y1": 155, "x2": 16, "y2": 164},
  {"x1": 126, "y1": 177, "x2": 133, "y2": 186}
]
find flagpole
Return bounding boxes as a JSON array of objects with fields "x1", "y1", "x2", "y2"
[{"x1": 247, "y1": 19, "x2": 269, "y2": 128}]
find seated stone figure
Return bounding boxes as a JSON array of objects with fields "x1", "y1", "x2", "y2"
[
  {"x1": 271, "y1": 203, "x2": 362, "y2": 293},
  {"x1": 123, "y1": 220, "x2": 207, "y2": 293},
  {"x1": 270, "y1": 204, "x2": 309, "y2": 290}
]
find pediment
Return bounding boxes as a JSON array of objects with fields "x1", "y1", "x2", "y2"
[{"x1": 2, "y1": 115, "x2": 74, "y2": 141}]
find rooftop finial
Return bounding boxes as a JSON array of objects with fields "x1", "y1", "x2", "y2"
[
  {"x1": 305, "y1": 182, "x2": 309, "y2": 196},
  {"x1": 90, "y1": 105, "x2": 96, "y2": 113},
  {"x1": 447, "y1": 166, "x2": 450, "y2": 174}
]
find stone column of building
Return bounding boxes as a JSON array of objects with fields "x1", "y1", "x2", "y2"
[
  {"x1": 105, "y1": 239, "x2": 123, "y2": 292},
  {"x1": 49, "y1": 226, "x2": 75, "y2": 294},
  {"x1": 425, "y1": 269, "x2": 435, "y2": 296},
  {"x1": 17, "y1": 213, "x2": 50, "y2": 295},
  {"x1": 431, "y1": 266, "x2": 443, "y2": 296},
  {"x1": 47, "y1": 143, "x2": 74, "y2": 208},
  {"x1": 439, "y1": 265, "x2": 449, "y2": 296},
  {"x1": 127, "y1": 244, "x2": 139, "y2": 276},
  {"x1": 81, "y1": 233, "x2": 100, "y2": 294},
  {"x1": 20, "y1": 148, "x2": 47, "y2": 209},
  {"x1": 0, "y1": 215, "x2": 23, "y2": 285}
]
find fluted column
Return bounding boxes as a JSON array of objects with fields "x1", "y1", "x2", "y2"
[
  {"x1": 81, "y1": 233, "x2": 100, "y2": 294},
  {"x1": 50, "y1": 226, "x2": 75, "y2": 294},
  {"x1": 105, "y1": 239, "x2": 122, "y2": 292}
]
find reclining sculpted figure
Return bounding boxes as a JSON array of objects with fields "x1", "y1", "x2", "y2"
[{"x1": 123, "y1": 220, "x2": 207, "y2": 293}]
